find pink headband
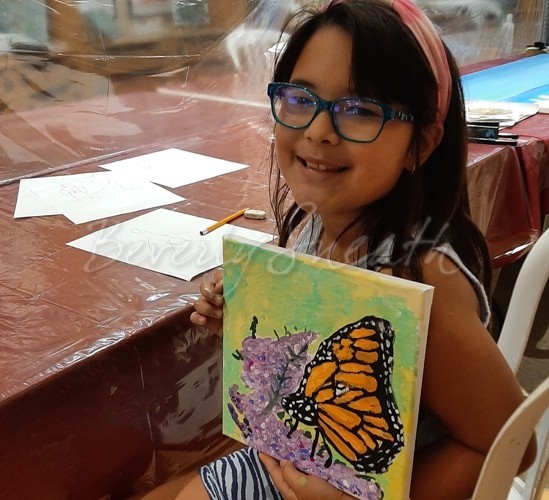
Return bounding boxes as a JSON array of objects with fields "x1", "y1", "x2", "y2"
[
  {"x1": 389, "y1": 0, "x2": 451, "y2": 124},
  {"x1": 327, "y1": 0, "x2": 451, "y2": 125}
]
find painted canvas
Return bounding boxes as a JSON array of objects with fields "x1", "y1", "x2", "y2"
[{"x1": 222, "y1": 235, "x2": 434, "y2": 499}]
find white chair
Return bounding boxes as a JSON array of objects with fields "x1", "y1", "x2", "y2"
[
  {"x1": 496, "y1": 228, "x2": 549, "y2": 374},
  {"x1": 473, "y1": 229, "x2": 549, "y2": 499},
  {"x1": 471, "y1": 375, "x2": 549, "y2": 500}
]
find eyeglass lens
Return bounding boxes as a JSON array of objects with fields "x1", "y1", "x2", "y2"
[{"x1": 271, "y1": 84, "x2": 386, "y2": 142}]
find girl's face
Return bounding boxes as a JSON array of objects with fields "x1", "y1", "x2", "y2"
[{"x1": 275, "y1": 25, "x2": 415, "y2": 231}]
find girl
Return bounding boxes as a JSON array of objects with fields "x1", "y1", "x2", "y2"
[{"x1": 185, "y1": 0, "x2": 534, "y2": 498}]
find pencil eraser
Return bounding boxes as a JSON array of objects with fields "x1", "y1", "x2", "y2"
[{"x1": 244, "y1": 209, "x2": 267, "y2": 220}]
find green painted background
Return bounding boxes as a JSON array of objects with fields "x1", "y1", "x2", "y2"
[{"x1": 222, "y1": 236, "x2": 433, "y2": 497}]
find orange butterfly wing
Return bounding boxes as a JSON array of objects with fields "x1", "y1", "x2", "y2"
[{"x1": 281, "y1": 316, "x2": 404, "y2": 474}]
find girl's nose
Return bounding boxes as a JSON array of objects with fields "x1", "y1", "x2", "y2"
[{"x1": 303, "y1": 110, "x2": 341, "y2": 145}]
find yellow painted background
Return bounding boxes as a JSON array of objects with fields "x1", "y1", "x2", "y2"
[{"x1": 222, "y1": 236, "x2": 433, "y2": 498}]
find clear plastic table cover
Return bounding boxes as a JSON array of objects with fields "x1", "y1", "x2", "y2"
[{"x1": 0, "y1": 0, "x2": 546, "y2": 497}]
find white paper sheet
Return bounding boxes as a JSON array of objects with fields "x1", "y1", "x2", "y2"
[
  {"x1": 100, "y1": 148, "x2": 248, "y2": 188},
  {"x1": 14, "y1": 178, "x2": 61, "y2": 218},
  {"x1": 19, "y1": 171, "x2": 184, "y2": 224},
  {"x1": 67, "y1": 208, "x2": 274, "y2": 281},
  {"x1": 465, "y1": 100, "x2": 539, "y2": 126}
]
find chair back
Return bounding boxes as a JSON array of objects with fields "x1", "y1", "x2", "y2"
[
  {"x1": 497, "y1": 229, "x2": 549, "y2": 373},
  {"x1": 472, "y1": 376, "x2": 549, "y2": 500}
]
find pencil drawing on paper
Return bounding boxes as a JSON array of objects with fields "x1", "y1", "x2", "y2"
[{"x1": 58, "y1": 176, "x2": 131, "y2": 201}]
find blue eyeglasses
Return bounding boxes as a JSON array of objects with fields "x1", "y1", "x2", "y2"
[{"x1": 267, "y1": 82, "x2": 415, "y2": 143}]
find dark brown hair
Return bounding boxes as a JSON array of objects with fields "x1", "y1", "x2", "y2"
[{"x1": 269, "y1": 0, "x2": 492, "y2": 293}]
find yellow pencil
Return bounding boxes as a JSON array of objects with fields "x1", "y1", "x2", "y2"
[{"x1": 200, "y1": 208, "x2": 250, "y2": 236}]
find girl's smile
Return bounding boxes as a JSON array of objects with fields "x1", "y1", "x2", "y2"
[{"x1": 298, "y1": 156, "x2": 348, "y2": 173}]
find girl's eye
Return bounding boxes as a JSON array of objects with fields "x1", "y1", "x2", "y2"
[
  {"x1": 341, "y1": 102, "x2": 381, "y2": 118},
  {"x1": 287, "y1": 95, "x2": 315, "y2": 108}
]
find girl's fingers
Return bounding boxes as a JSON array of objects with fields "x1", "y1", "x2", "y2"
[
  {"x1": 190, "y1": 273, "x2": 224, "y2": 336},
  {"x1": 189, "y1": 310, "x2": 207, "y2": 326},
  {"x1": 213, "y1": 281, "x2": 224, "y2": 294},
  {"x1": 259, "y1": 453, "x2": 296, "y2": 500},
  {"x1": 189, "y1": 309, "x2": 223, "y2": 336},
  {"x1": 193, "y1": 297, "x2": 223, "y2": 318},
  {"x1": 261, "y1": 455, "x2": 351, "y2": 500},
  {"x1": 200, "y1": 280, "x2": 224, "y2": 306},
  {"x1": 279, "y1": 460, "x2": 309, "y2": 497},
  {"x1": 213, "y1": 269, "x2": 223, "y2": 285}
]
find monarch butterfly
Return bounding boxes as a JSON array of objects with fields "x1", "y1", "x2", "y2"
[{"x1": 281, "y1": 315, "x2": 404, "y2": 475}]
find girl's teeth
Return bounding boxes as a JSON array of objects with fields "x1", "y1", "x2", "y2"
[{"x1": 306, "y1": 161, "x2": 339, "y2": 171}]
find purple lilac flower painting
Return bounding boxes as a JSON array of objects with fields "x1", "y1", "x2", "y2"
[{"x1": 222, "y1": 235, "x2": 434, "y2": 499}]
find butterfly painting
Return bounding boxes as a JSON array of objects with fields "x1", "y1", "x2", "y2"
[
  {"x1": 282, "y1": 315, "x2": 404, "y2": 475},
  {"x1": 222, "y1": 235, "x2": 433, "y2": 499}
]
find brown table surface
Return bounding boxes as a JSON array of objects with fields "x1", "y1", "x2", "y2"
[
  {"x1": 507, "y1": 114, "x2": 549, "y2": 233},
  {"x1": 0, "y1": 70, "x2": 546, "y2": 497},
  {"x1": 0, "y1": 100, "x2": 277, "y2": 497},
  {"x1": 461, "y1": 54, "x2": 549, "y2": 242}
]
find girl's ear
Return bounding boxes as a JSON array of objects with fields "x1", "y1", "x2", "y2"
[
  {"x1": 404, "y1": 122, "x2": 443, "y2": 173},
  {"x1": 418, "y1": 122, "x2": 444, "y2": 166}
]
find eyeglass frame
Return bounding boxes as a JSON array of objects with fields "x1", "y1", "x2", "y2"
[{"x1": 267, "y1": 82, "x2": 415, "y2": 143}]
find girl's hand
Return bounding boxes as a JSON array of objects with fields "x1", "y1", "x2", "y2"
[
  {"x1": 190, "y1": 269, "x2": 224, "y2": 336},
  {"x1": 259, "y1": 453, "x2": 353, "y2": 500}
]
